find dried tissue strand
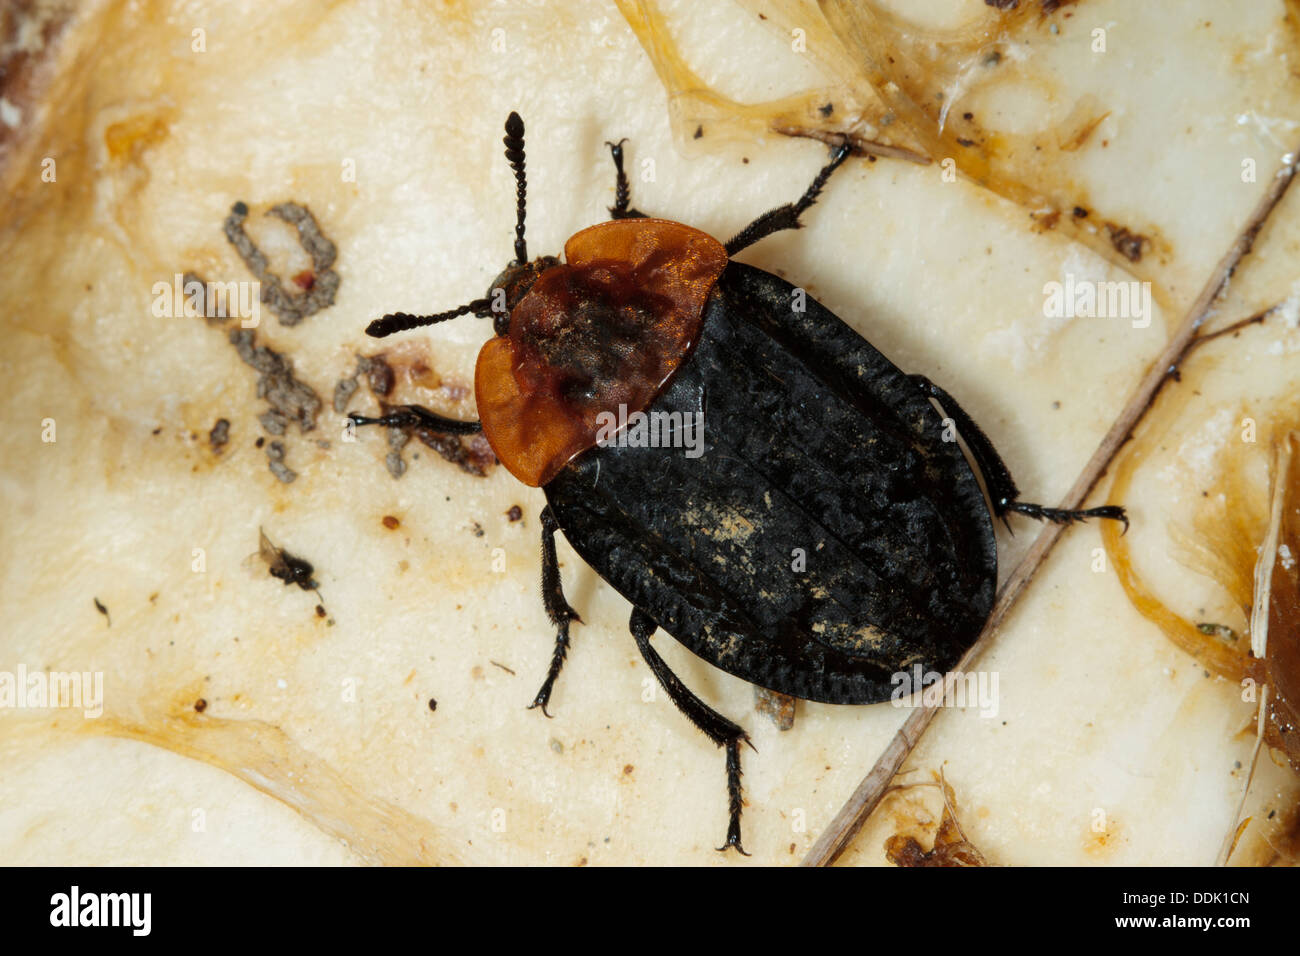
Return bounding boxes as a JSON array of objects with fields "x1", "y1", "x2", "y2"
[{"x1": 1103, "y1": 405, "x2": 1297, "y2": 687}]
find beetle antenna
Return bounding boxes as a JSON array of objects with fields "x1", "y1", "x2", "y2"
[
  {"x1": 504, "y1": 111, "x2": 528, "y2": 264},
  {"x1": 366, "y1": 298, "x2": 490, "y2": 338}
]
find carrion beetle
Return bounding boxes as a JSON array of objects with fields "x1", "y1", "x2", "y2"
[{"x1": 351, "y1": 112, "x2": 1127, "y2": 855}]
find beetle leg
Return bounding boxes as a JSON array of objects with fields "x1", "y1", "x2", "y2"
[
  {"x1": 910, "y1": 375, "x2": 1129, "y2": 534},
  {"x1": 347, "y1": 405, "x2": 482, "y2": 435},
  {"x1": 528, "y1": 506, "x2": 583, "y2": 717},
  {"x1": 605, "y1": 139, "x2": 647, "y2": 220},
  {"x1": 724, "y1": 142, "x2": 852, "y2": 256},
  {"x1": 629, "y1": 608, "x2": 753, "y2": 856}
]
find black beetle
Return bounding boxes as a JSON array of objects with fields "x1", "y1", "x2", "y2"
[{"x1": 351, "y1": 112, "x2": 1127, "y2": 854}]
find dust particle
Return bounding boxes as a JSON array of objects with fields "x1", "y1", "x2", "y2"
[{"x1": 209, "y1": 417, "x2": 230, "y2": 451}]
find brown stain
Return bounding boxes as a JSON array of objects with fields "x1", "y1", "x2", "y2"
[
  {"x1": 87, "y1": 713, "x2": 455, "y2": 864},
  {"x1": 881, "y1": 775, "x2": 988, "y2": 866},
  {"x1": 1242, "y1": 799, "x2": 1300, "y2": 866},
  {"x1": 0, "y1": 2, "x2": 73, "y2": 178},
  {"x1": 1058, "y1": 110, "x2": 1111, "y2": 152},
  {"x1": 1084, "y1": 816, "x2": 1122, "y2": 858},
  {"x1": 103, "y1": 111, "x2": 171, "y2": 162}
]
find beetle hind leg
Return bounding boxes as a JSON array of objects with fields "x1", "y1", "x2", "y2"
[
  {"x1": 528, "y1": 506, "x2": 582, "y2": 717},
  {"x1": 629, "y1": 608, "x2": 752, "y2": 855},
  {"x1": 606, "y1": 139, "x2": 647, "y2": 220},
  {"x1": 910, "y1": 374, "x2": 1129, "y2": 534}
]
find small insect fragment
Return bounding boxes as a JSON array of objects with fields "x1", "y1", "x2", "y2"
[
  {"x1": 93, "y1": 597, "x2": 110, "y2": 628},
  {"x1": 259, "y1": 529, "x2": 317, "y2": 588},
  {"x1": 257, "y1": 528, "x2": 327, "y2": 612},
  {"x1": 506, "y1": 505, "x2": 523, "y2": 522}
]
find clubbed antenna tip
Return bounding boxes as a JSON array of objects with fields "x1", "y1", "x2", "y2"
[{"x1": 504, "y1": 111, "x2": 528, "y2": 264}]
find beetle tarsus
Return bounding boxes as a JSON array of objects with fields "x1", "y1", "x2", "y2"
[
  {"x1": 910, "y1": 374, "x2": 1129, "y2": 533},
  {"x1": 606, "y1": 138, "x2": 648, "y2": 220},
  {"x1": 527, "y1": 619, "x2": 569, "y2": 718},
  {"x1": 629, "y1": 608, "x2": 751, "y2": 857},
  {"x1": 529, "y1": 506, "x2": 582, "y2": 716},
  {"x1": 716, "y1": 739, "x2": 751, "y2": 855},
  {"x1": 1002, "y1": 500, "x2": 1130, "y2": 533},
  {"x1": 724, "y1": 141, "x2": 852, "y2": 255}
]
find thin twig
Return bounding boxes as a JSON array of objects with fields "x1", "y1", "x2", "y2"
[
  {"x1": 801, "y1": 148, "x2": 1300, "y2": 868},
  {"x1": 773, "y1": 124, "x2": 933, "y2": 166},
  {"x1": 1217, "y1": 685, "x2": 1268, "y2": 867},
  {"x1": 1179, "y1": 303, "x2": 1279, "y2": 366}
]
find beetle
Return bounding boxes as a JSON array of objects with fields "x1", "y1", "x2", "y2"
[{"x1": 350, "y1": 112, "x2": 1127, "y2": 855}]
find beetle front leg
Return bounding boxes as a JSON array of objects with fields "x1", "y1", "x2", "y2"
[
  {"x1": 606, "y1": 139, "x2": 647, "y2": 220},
  {"x1": 629, "y1": 608, "x2": 752, "y2": 856},
  {"x1": 909, "y1": 374, "x2": 1129, "y2": 533},
  {"x1": 347, "y1": 405, "x2": 482, "y2": 434},
  {"x1": 724, "y1": 142, "x2": 852, "y2": 256},
  {"x1": 528, "y1": 505, "x2": 582, "y2": 717}
]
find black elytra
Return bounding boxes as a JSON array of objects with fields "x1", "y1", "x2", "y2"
[{"x1": 353, "y1": 111, "x2": 1128, "y2": 856}]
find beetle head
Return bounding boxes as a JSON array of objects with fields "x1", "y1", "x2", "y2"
[
  {"x1": 485, "y1": 256, "x2": 561, "y2": 336},
  {"x1": 364, "y1": 110, "x2": 555, "y2": 341}
]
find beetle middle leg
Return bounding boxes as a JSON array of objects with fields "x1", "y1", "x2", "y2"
[
  {"x1": 606, "y1": 139, "x2": 647, "y2": 220},
  {"x1": 724, "y1": 142, "x2": 852, "y2": 256},
  {"x1": 528, "y1": 505, "x2": 582, "y2": 717},
  {"x1": 910, "y1": 374, "x2": 1129, "y2": 533},
  {"x1": 629, "y1": 608, "x2": 752, "y2": 855}
]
